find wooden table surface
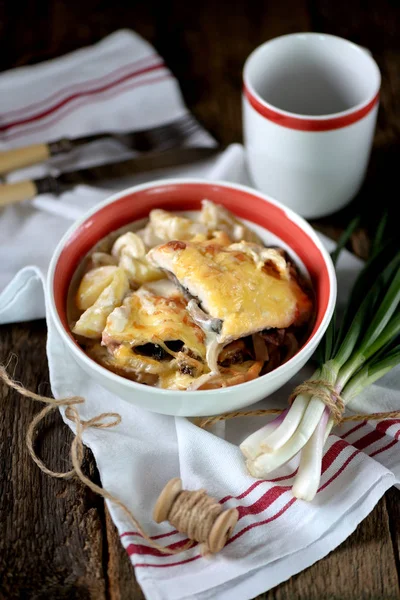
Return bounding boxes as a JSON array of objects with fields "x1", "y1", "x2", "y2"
[{"x1": 0, "y1": 1, "x2": 399, "y2": 598}]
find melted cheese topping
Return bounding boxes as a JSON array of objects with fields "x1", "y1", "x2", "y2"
[
  {"x1": 148, "y1": 240, "x2": 312, "y2": 343},
  {"x1": 103, "y1": 280, "x2": 206, "y2": 360},
  {"x1": 158, "y1": 370, "x2": 200, "y2": 390},
  {"x1": 86, "y1": 343, "x2": 160, "y2": 385}
]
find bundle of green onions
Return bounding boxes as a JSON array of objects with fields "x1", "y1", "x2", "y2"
[{"x1": 240, "y1": 216, "x2": 400, "y2": 501}]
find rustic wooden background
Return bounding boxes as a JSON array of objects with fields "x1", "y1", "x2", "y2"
[{"x1": 0, "y1": 0, "x2": 399, "y2": 598}]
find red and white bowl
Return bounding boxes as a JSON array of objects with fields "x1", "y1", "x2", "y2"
[{"x1": 47, "y1": 179, "x2": 336, "y2": 416}]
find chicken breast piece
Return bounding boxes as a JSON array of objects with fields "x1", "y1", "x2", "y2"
[{"x1": 148, "y1": 239, "x2": 313, "y2": 344}]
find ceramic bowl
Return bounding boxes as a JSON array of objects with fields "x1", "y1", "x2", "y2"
[{"x1": 47, "y1": 179, "x2": 336, "y2": 416}]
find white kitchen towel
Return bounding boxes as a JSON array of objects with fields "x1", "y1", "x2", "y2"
[{"x1": 1, "y1": 34, "x2": 399, "y2": 600}]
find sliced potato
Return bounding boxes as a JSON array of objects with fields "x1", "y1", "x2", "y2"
[
  {"x1": 73, "y1": 268, "x2": 129, "y2": 339},
  {"x1": 76, "y1": 266, "x2": 119, "y2": 311}
]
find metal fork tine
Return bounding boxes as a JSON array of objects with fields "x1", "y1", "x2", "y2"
[
  {"x1": 147, "y1": 113, "x2": 193, "y2": 135},
  {"x1": 122, "y1": 113, "x2": 203, "y2": 152},
  {"x1": 161, "y1": 114, "x2": 201, "y2": 134},
  {"x1": 149, "y1": 118, "x2": 199, "y2": 142}
]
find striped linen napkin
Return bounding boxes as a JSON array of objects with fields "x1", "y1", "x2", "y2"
[{"x1": 0, "y1": 28, "x2": 214, "y2": 296}]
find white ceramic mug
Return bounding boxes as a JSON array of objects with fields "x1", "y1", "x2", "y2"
[{"x1": 242, "y1": 33, "x2": 381, "y2": 219}]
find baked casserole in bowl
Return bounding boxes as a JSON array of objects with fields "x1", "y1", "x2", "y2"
[{"x1": 47, "y1": 179, "x2": 336, "y2": 416}]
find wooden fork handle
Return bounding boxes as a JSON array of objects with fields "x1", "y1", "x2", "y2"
[
  {"x1": 0, "y1": 144, "x2": 50, "y2": 175},
  {"x1": 0, "y1": 180, "x2": 38, "y2": 207}
]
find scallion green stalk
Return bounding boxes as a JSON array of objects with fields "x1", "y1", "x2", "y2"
[{"x1": 240, "y1": 215, "x2": 400, "y2": 501}]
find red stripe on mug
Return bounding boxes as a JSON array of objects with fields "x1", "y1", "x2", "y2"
[{"x1": 243, "y1": 85, "x2": 379, "y2": 132}]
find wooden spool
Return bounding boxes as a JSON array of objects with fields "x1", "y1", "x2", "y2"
[{"x1": 153, "y1": 477, "x2": 239, "y2": 554}]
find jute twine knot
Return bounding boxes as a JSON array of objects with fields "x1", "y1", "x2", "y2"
[{"x1": 288, "y1": 379, "x2": 345, "y2": 424}]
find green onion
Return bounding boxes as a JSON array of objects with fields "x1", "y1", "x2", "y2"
[
  {"x1": 370, "y1": 209, "x2": 388, "y2": 258},
  {"x1": 315, "y1": 216, "x2": 359, "y2": 365},
  {"x1": 241, "y1": 215, "x2": 400, "y2": 500},
  {"x1": 342, "y1": 342, "x2": 400, "y2": 403}
]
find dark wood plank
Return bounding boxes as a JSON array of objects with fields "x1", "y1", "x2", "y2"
[
  {"x1": 105, "y1": 509, "x2": 145, "y2": 600},
  {"x1": 256, "y1": 496, "x2": 400, "y2": 600},
  {"x1": 385, "y1": 488, "x2": 400, "y2": 588},
  {"x1": 148, "y1": 0, "x2": 311, "y2": 145},
  {"x1": 0, "y1": 1, "x2": 399, "y2": 599},
  {"x1": 0, "y1": 321, "x2": 107, "y2": 599}
]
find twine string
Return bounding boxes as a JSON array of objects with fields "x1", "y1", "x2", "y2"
[
  {"x1": 169, "y1": 489, "x2": 222, "y2": 545},
  {"x1": 0, "y1": 365, "x2": 192, "y2": 556},
  {"x1": 288, "y1": 379, "x2": 345, "y2": 424},
  {"x1": 199, "y1": 379, "x2": 400, "y2": 429}
]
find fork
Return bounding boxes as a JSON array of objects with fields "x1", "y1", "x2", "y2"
[{"x1": 0, "y1": 113, "x2": 204, "y2": 175}]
